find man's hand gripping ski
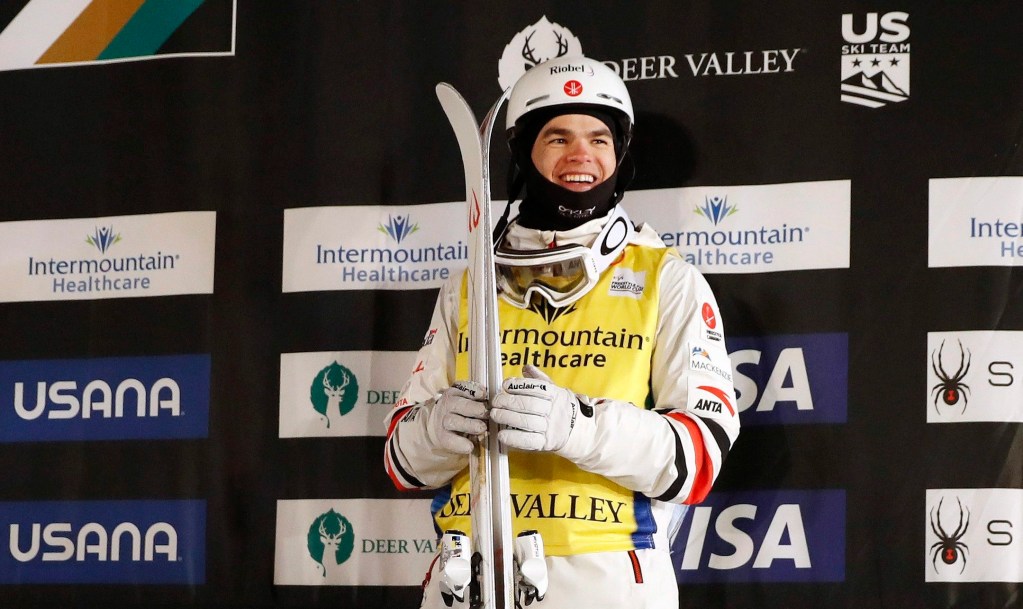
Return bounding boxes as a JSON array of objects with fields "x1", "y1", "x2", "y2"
[{"x1": 429, "y1": 364, "x2": 594, "y2": 605}]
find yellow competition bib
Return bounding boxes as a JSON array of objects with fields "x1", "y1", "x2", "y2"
[{"x1": 438, "y1": 244, "x2": 673, "y2": 555}]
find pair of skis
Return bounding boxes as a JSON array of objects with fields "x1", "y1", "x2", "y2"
[{"x1": 435, "y1": 84, "x2": 547, "y2": 609}]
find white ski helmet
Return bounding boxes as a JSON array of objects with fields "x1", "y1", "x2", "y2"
[{"x1": 506, "y1": 55, "x2": 634, "y2": 155}]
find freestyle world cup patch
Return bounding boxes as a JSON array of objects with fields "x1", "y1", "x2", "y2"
[{"x1": 0, "y1": 0, "x2": 235, "y2": 72}]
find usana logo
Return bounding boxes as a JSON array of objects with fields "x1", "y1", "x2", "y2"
[
  {"x1": 840, "y1": 12, "x2": 911, "y2": 108},
  {"x1": 695, "y1": 196, "x2": 738, "y2": 227},
  {"x1": 306, "y1": 509, "x2": 355, "y2": 579},
  {"x1": 86, "y1": 226, "x2": 121, "y2": 254},
  {"x1": 378, "y1": 214, "x2": 419, "y2": 244},
  {"x1": 930, "y1": 339, "x2": 971, "y2": 414},
  {"x1": 309, "y1": 362, "x2": 359, "y2": 428}
]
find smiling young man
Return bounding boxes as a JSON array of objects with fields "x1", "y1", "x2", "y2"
[{"x1": 385, "y1": 56, "x2": 740, "y2": 608}]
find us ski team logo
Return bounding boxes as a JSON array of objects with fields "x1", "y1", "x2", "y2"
[
  {"x1": 0, "y1": 0, "x2": 236, "y2": 72},
  {"x1": 309, "y1": 362, "x2": 360, "y2": 428},
  {"x1": 306, "y1": 509, "x2": 355, "y2": 578},
  {"x1": 498, "y1": 15, "x2": 583, "y2": 90},
  {"x1": 840, "y1": 12, "x2": 910, "y2": 108}
]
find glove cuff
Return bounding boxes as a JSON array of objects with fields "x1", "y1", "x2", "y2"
[{"x1": 554, "y1": 394, "x2": 598, "y2": 462}]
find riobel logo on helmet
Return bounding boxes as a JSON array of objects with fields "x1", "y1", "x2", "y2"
[{"x1": 549, "y1": 64, "x2": 594, "y2": 76}]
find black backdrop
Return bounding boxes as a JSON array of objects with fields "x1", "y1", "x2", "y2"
[{"x1": 1, "y1": 1, "x2": 1022, "y2": 608}]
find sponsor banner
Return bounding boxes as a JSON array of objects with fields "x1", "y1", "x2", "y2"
[
  {"x1": 0, "y1": 0, "x2": 236, "y2": 72},
  {"x1": 926, "y1": 489, "x2": 1023, "y2": 583},
  {"x1": 0, "y1": 499, "x2": 206, "y2": 584},
  {"x1": 497, "y1": 15, "x2": 803, "y2": 89},
  {"x1": 929, "y1": 177, "x2": 1023, "y2": 268},
  {"x1": 0, "y1": 355, "x2": 210, "y2": 442},
  {"x1": 926, "y1": 331, "x2": 1023, "y2": 423},
  {"x1": 279, "y1": 351, "x2": 416, "y2": 438},
  {"x1": 840, "y1": 12, "x2": 911, "y2": 108},
  {"x1": 625, "y1": 181, "x2": 850, "y2": 274},
  {"x1": 728, "y1": 333, "x2": 848, "y2": 424},
  {"x1": 671, "y1": 490, "x2": 845, "y2": 583},
  {"x1": 0, "y1": 211, "x2": 216, "y2": 303},
  {"x1": 282, "y1": 204, "x2": 468, "y2": 292},
  {"x1": 274, "y1": 498, "x2": 436, "y2": 586}
]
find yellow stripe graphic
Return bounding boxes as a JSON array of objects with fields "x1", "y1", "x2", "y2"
[{"x1": 37, "y1": 0, "x2": 146, "y2": 64}]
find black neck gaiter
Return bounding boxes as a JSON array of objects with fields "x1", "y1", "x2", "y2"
[{"x1": 516, "y1": 162, "x2": 620, "y2": 231}]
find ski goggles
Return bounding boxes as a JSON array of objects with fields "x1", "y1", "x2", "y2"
[{"x1": 495, "y1": 205, "x2": 634, "y2": 309}]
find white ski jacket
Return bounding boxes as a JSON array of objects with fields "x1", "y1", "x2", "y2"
[{"x1": 384, "y1": 210, "x2": 740, "y2": 554}]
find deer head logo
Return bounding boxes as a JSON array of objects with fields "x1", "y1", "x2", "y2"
[
  {"x1": 309, "y1": 361, "x2": 360, "y2": 428},
  {"x1": 307, "y1": 509, "x2": 355, "y2": 578},
  {"x1": 498, "y1": 16, "x2": 583, "y2": 90}
]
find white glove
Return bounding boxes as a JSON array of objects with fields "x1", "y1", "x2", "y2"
[
  {"x1": 490, "y1": 365, "x2": 593, "y2": 455},
  {"x1": 426, "y1": 381, "x2": 488, "y2": 455}
]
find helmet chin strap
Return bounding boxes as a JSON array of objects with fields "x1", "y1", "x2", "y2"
[{"x1": 515, "y1": 162, "x2": 620, "y2": 231}]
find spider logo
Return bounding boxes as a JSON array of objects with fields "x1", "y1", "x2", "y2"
[
  {"x1": 929, "y1": 497, "x2": 970, "y2": 574},
  {"x1": 930, "y1": 339, "x2": 971, "y2": 414}
]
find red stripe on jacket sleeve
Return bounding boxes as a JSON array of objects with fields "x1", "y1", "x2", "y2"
[
  {"x1": 666, "y1": 412, "x2": 716, "y2": 505},
  {"x1": 386, "y1": 405, "x2": 414, "y2": 439}
]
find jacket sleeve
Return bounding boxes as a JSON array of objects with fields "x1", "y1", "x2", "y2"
[
  {"x1": 562, "y1": 252, "x2": 740, "y2": 504},
  {"x1": 383, "y1": 273, "x2": 466, "y2": 490}
]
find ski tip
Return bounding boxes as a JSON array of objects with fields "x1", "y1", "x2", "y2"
[{"x1": 435, "y1": 82, "x2": 462, "y2": 104}]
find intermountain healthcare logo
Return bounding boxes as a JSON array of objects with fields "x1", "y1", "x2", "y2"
[
  {"x1": 86, "y1": 226, "x2": 120, "y2": 253},
  {"x1": 926, "y1": 489, "x2": 1023, "y2": 583},
  {"x1": 0, "y1": 211, "x2": 215, "y2": 303},
  {"x1": 929, "y1": 177, "x2": 1023, "y2": 268},
  {"x1": 279, "y1": 351, "x2": 415, "y2": 438},
  {"x1": 926, "y1": 331, "x2": 1023, "y2": 423},
  {"x1": 695, "y1": 196, "x2": 738, "y2": 226},
  {"x1": 626, "y1": 182, "x2": 850, "y2": 275},
  {"x1": 378, "y1": 214, "x2": 419, "y2": 244},
  {"x1": 841, "y1": 12, "x2": 910, "y2": 108},
  {"x1": 274, "y1": 499, "x2": 436, "y2": 586},
  {"x1": 0, "y1": 354, "x2": 210, "y2": 442},
  {"x1": 282, "y1": 204, "x2": 468, "y2": 292},
  {"x1": 670, "y1": 490, "x2": 845, "y2": 583},
  {"x1": 0, "y1": 0, "x2": 235, "y2": 72},
  {"x1": 0, "y1": 499, "x2": 205, "y2": 584}
]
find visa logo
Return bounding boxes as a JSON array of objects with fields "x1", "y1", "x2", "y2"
[
  {"x1": 728, "y1": 333, "x2": 848, "y2": 424},
  {"x1": 671, "y1": 490, "x2": 845, "y2": 583}
]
